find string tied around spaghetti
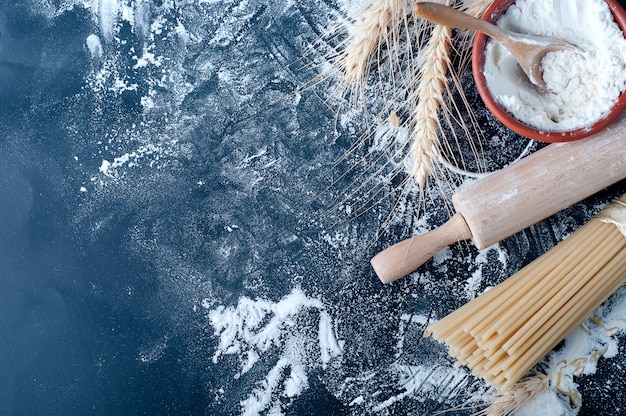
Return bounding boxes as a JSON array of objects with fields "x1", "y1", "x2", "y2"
[{"x1": 597, "y1": 199, "x2": 626, "y2": 237}]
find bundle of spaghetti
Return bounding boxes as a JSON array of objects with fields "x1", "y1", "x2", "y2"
[{"x1": 425, "y1": 193, "x2": 626, "y2": 392}]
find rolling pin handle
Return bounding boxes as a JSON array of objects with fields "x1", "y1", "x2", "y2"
[{"x1": 371, "y1": 212, "x2": 472, "y2": 284}]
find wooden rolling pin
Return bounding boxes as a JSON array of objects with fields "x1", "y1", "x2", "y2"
[{"x1": 371, "y1": 114, "x2": 626, "y2": 283}]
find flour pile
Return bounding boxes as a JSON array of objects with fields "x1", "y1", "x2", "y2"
[{"x1": 483, "y1": 0, "x2": 626, "y2": 131}]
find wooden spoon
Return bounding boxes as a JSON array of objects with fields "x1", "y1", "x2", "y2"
[{"x1": 414, "y1": 2, "x2": 578, "y2": 90}]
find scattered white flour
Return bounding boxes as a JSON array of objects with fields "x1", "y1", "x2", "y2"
[
  {"x1": 207, "y1": 289, "x2": 342, "y2": 415},
  {"x1": 97, "y1": 0, "x2": 120, "y2": 42},
  {"x1": 97, "y1": 143, "x2": 166, "y2": 178},
  {"x1": 85, "y1": 34, "x2": 103, "y2": 60},
  {"x1": 483, "y1": 0, "x2": 626, "y2": 131},
  {"x1": 372, "y1": 363, "x2": 471, "y2": 412},
  {"x1": 35, "y1": 0, "x2": 626, "y2": 413},
  {"x1": 515, "y1": 388, "x2": 574, "y2": 416}
]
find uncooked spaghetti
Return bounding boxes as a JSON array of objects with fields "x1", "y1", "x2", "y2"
[{"x1": 425, "y1": 194, "x2": 626, "y2": 392}]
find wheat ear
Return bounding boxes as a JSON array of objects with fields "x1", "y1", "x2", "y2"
[
  {"x1": 407, "y1": 2, "x2": 452, "y2": 190},
  {"x1": 407, "y1": 0, "x2": 495, "y2": 190},
  {"x1": 462, "y1": 0, "x2": 496, "y2": 19},
  {"x1": 338, "y1": 0, "x2": 411, "y2": 102},
  {"x1": 472, "y1": 375, "x2": 550, "y2": 416}
]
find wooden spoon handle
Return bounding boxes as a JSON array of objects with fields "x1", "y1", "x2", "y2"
[{"x1": 414, "y1": 2, "x2": 507, "y2": 43}]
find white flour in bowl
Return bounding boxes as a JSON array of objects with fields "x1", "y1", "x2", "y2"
[{"x1": 483, "y1": 0, "x2": 626, "y2": 131}]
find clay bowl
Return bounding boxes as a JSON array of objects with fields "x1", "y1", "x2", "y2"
[{"x1": 472, "y1": 0, "x2": 626, "y2": 142}]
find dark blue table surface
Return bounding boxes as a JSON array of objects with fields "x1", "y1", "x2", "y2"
[{"x1": 1, "y1": 1, "x2": 626, "y2": 415}]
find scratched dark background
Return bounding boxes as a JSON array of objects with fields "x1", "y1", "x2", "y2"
[{"x1": 0, "y1": 0, "x2": 625, "y2": 415}]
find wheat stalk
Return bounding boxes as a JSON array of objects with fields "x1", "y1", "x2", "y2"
[
  {"x1": 471, "y1": 375, "x2": 550, "y2": 416},
  {"x1": 319, "y1": 0, "x2": 498, "y2": 220},
  {"x1": 462, "y1": 0, "x2": 495, "y2": 19},
  {"x1": 405, "y1": 0, "x2": 494, "y2": 190},
  {"x1": 336, "y1": 0, "x2": 412, "y2": 103},
  {"x1": 406, "y1": 1, "x2": 452, "y2": 190}
]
